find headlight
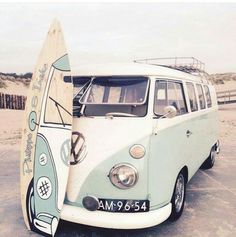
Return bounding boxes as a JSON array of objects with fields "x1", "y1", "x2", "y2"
[
  {"x1": 109, "y1": 164, "x2": 138, "y2": 189},
  {"x1": 129, "y1": 144, "x2": 145, "y2": 159}
]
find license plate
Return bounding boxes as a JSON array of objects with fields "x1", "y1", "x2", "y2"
[{"x1": 98, "y1": 199, "x2": 149, "y2": 212}]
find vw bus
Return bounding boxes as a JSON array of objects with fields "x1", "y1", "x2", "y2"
[{"x1": 61, "y1": 58, "x2": 219, "y2": 229}]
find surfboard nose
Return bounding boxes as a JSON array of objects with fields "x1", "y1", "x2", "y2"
[
  {"x1": 48, "y1": 18, "x2": 62, "y2": 36},
  {"x1": 50, "y1": 18, "x2": 61, "y2": 30}
]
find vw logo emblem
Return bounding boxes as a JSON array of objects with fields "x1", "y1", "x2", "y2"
[{"x1": 71, "y1": 132, "x2": 87, "y2": 165}]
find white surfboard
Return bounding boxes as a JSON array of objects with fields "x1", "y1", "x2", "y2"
[{"x1": 20, "y1": 20, "x2": 73, "y2": 236}]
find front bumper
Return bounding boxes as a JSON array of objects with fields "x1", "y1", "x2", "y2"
[{"x1": 60, "y1": 203, "x2": 172, "y2": 229}]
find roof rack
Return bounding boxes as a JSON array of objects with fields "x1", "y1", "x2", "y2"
[{"x1": 134, "y1": 57, "x2": 209, "y2": 81}]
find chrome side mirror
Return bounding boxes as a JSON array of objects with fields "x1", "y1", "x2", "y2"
[{"x1": 163, "y1": 105, "x2": 177, "y2": 118}]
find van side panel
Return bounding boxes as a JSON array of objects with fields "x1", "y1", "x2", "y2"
[
  {"x1": 149, "y1": 116, "x2": 190, "y2": 209},
  {"x1": 149, "y1": 107, "x2": 218, "y2": 209},
  {"x1": 184, "y1": 108, "x2": 218, "y2": 179}
]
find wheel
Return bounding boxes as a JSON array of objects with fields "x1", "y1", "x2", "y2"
[
  {"x1": 201, "y1": 146, "x2": 216, "y2": 169},
  {"x1": 169, "y1": 171, "x2": 186, "y2": 221}
]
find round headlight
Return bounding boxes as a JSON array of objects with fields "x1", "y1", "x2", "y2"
[
  {"x1": 109, "y1": 164, "x2": 138, "y2": 189},
  {"x1": 129, "y1": 144, "x2": 145, "y2": 159}
]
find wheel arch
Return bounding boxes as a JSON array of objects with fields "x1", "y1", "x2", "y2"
[
  {"x1": 169, "y1": 165, "x2": 189, "y2": 203},
  {"x1": 168, "y1": 165, "x2": 188, "y2": 221}
]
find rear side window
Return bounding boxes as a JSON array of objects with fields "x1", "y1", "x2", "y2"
[
  {"x1": 154, "y1": 80, "x2": 187, "y2": 116},
  {"x1": 186, "y1": 82, "x2": 198, "y2": 112},
  {"x1": 203, "y1": 85, "x2": 212, "y2": 108},
  {"x1": 196, "y1": 84, "x2": 206, "y2": 109}
]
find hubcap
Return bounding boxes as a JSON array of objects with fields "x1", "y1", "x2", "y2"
[
  {"x1": 211, "y1": 149, "x2": 216, "y2": 164},
  {"x1": 174, "y1": 173, "x2": 185, "y2": 213}
]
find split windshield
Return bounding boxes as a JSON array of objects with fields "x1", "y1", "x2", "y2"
[{"x1": 79, "y1": 76, "x2": 149, "y2": 117}]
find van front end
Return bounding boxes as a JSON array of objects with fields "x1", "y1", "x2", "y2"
[
  {"x1": 60, "y1": 117, "x2": 171, "y2": 229},
  {"x1": 59, "y1": 75, "x2": 174, "y2": 228}
]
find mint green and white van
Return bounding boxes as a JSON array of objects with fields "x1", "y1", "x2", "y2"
[{"x1": 61, "y1": 61, "x2": 219, "y2": 229}]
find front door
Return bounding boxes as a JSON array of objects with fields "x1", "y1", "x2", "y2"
[{"x1": 149, "y1": 79, "x2": 190, "y2": 208}]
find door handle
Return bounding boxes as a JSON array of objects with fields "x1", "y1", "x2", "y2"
[{"x1": 186, "y1": 130, "x2": 193, "y2": 137}]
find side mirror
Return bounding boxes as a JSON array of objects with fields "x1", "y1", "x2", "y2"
[{"x1": 163, "y1": 105, "x2": 177, "y2": 118}]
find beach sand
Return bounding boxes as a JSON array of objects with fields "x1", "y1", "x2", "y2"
[{"x1": 0, "y1": 110, "x2": 24, "y2": 150}]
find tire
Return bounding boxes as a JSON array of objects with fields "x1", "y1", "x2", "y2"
[
  {"x1": 169, "y1": 171, "x2": 186, "y2": 221},
  {"x1": 201, "y1": 146, "x2": 216, "y2": 169}
]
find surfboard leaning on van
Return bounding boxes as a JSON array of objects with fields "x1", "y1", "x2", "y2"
[
  {"x1": 20, "y1": 21, "x2": 220, "y2": 236},
  {"x1": 20, "y1": 20, "x2": 73, "y2": 236}
]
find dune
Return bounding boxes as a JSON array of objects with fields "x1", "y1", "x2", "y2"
[
  {"x1": 214, "y1": 81, "x2": 236, "y2": 92},
  {"x1": 0, "y1": 78, "x2": 28, "y2": 96}
]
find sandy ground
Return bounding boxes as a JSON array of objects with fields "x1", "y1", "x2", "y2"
[
  {"x1": 0, "y1": 82, "x2": 236, "y2": 237},
  {"x1": 0, "y1": 110, "x2": 24, "y2": 150}
]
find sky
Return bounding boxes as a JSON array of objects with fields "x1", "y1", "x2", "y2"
[{"x1": 0, "y1": 2, "x2": 236, "y2": 74}]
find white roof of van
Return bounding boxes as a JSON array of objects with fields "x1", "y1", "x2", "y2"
[{"x1": 72, "y1": 63, "x2": 207, "y2": 83}]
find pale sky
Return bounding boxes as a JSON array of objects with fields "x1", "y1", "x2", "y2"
[{"x1": 0, "y1": 2, "x2": 236, "y2": 74}]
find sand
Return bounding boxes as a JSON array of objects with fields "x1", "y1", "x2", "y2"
[{"x1": 0, "y1": 110, "x2": 24, "y2": 150}]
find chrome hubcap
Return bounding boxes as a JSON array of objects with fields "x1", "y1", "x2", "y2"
[
  {"x1": 175, "y1": 173, "x2": 185, "y2": 213},
  {"x1": 211, "y1": 149, "x2": 216, "y2": 164}
]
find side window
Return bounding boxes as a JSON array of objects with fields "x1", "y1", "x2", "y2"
[
  {"x1": 196, "y1": 84, "x2": 206, "y2": 109},
  {"x1": 203, "y1": 85, "x2": 212, "y2": 108},
  {"x1": 154, "y1": 80, "x2": 187, "y2": 116},
  {"x1": 186, "y1": 82, "x2": 198, "y2": 112},
  {"x1": 168, "y1": 82, "x2": 187, "y2": 115}
]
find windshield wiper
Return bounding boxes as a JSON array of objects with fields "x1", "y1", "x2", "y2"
[{"x1": 105, "y1": 112, "x2": 137, "y2": 118}]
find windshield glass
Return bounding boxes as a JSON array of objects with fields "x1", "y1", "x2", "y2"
[
  {"x1": 72, "y1": 76, "x2": 92, "y2": 116},
  {"x1": 80, "y1": 76, "x2": 149, "y2": 117},
  {"x1": 80, "y1": 76, "x2": 149, "y2": 105},
  {"x1": 73, "y1": 77, "x2": 91, "y2": 98}
]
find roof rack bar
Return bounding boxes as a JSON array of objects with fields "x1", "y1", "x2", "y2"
[{"x1": 134, "y1": 57, "x2": 208, "y2": 80}]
